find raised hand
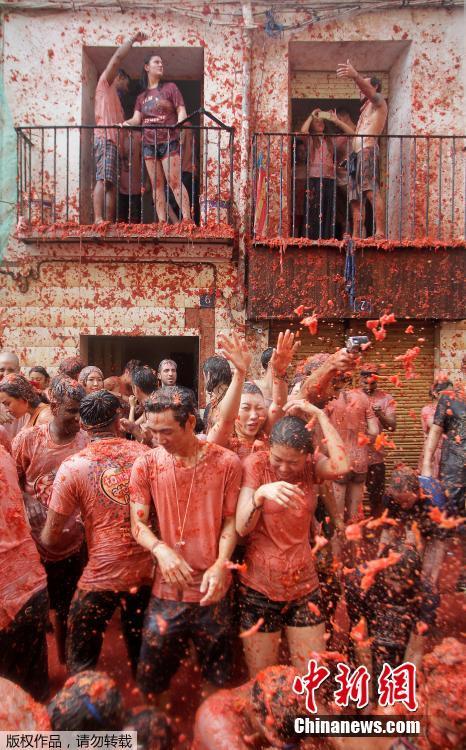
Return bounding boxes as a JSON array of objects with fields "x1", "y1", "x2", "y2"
[
  {"x1": 283, "y1": 398, "x2": 322, "y2": 422},
  {"x1": 218, "y1": 331, "x2": 252, "y2": 375},
  {"x1": 336, "y1": 59, "x2": 358, "y2": 80},
  {"x1": 270, "y1": 329, "x2": 300, "y2": 378},
  {"x1": 132, "y1": 32, "x2": 148, "y2": 44}
]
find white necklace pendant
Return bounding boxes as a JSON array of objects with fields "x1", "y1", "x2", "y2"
[{"x1": 174, "y1": 540, "x2": 186, "y2": 550}]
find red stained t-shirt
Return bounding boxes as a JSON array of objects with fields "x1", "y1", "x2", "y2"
[
  {"x1": 226, "y1": 434, "x2": 269, "y2": 463},
  {"x1": 0, "y1": 446, "x2": 47, "y2": 630},
  {"x1": 0, "y1": 426, "x2": 11, "y2": 454},
  {"x1": 239, "y1": 451, "x2": 320, "y2": 601},
  {"x1": 129, "y1": 442, "x2": 241, "y2": 603},
  {"x1": 49, "y1": 438, "x2": 153, "y2": 592},
  {"x1": 135, "y1": 82, "x2": 184, "y2": 144},
  {"x1": 326, "y1": 389, "x2": 375, "y2": 474},
  {"x1": 13, "y1": 424, "x2": 89, "y2": 561}
]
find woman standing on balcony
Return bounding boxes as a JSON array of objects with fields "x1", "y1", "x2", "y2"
[
  {"x1": 300, "y1": 110, "x2": 336, "y2": 240},
  {"x1": 123, "y1": 54, "x2": 191, "y2": 223}
]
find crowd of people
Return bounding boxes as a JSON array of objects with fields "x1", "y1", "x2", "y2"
[{"x1": 0, "y1": 338, "x2": 464, "y2": 748}]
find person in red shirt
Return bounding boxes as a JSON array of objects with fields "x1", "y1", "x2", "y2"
[
  {"x1": 13, "y1": 376, "x2": 88, "y2": 663},
  {"x1": 326, "y1": 375, "x2": 379, "y2": 524},
  {"x1": 0, "y1": 374, "x2": 52, "y2": 431},
  {"x1": 124, "y1": 54, "x2": 191, "y2": 222},
  {"x1": 93, "y1": 32, "x2": 147, "y2": 223},
  {"x1": 41, "y1": 390, "x2": 153, "y2": 676},
  {"x1": 207, "y1": 330, "x2": 299, "y2": 460},
  {"x1": 236, "y1": 406, "x2": 349, "y2": 677},
  {"x1": 0, "y1": 445, "x2": 49, "y2": 701},
  {"x1": 129, "y1": 386, "x2": 241, "y2": 702},
  {"x1": 359, "y1": 364, "x2": 396, "y2": 517}
]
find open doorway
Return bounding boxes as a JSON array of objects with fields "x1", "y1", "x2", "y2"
[
  {"x1": 81, "y1": 335, "x2": 200, "y2": 395},
  {"x1": 81, "y1": 46, "x2": 204, "y2": 223}
]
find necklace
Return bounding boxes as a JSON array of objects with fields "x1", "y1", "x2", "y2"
[{"x1": 172, "y1": 447, "x2": 198, "y2": 550}]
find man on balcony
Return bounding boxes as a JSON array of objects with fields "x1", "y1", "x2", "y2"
[
  {"x1": 335, "y1": 60, "x2": 388, "y2": 239},
  {"x1": 93, "y1": 32, "x2": 147, "y2": 224}
]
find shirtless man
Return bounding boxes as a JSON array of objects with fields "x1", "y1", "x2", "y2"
[
  {"x1": 335, "y1": 60, "x2": 388, "y2": 238},
  {"x1": 13, "y1": 376, "x2": 88, "y2": 662}
]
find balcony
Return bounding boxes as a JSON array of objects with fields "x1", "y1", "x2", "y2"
[
  {"x1": 251, "y1": 132, "x2": 466, "y2": 245},
  {"x1": 14, "y1": 110, "x2": 235, "y2": 258},
  {"x1": 248, "y1": 132, "x2": 466, "y2": 320}
]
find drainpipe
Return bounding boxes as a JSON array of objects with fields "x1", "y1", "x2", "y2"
[{"x1": 236, "y1": 3, "x2": 255, "y2": 323}]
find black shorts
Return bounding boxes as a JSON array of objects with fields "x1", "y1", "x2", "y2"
[
  {"x1": 143, "y1": 139, "x2": 180, "y2": 160},
  {"x1": 238, "y1": 584, "x2": 325, "y2": 633},
  {"x1": 137, "y1": 594, "x2": 233, "y2": 695}
]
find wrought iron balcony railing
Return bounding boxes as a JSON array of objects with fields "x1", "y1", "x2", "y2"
[{"x1": 251, "y1": 132, "x2": 466, "y2": 243}]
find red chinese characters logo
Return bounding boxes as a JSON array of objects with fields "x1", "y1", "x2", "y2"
[
  {"x1": 292, "y1": 660, "x2": 418, "y2": 713},
  {"x1": 378, "y1": 662, "x2": 418, "y2": 712},
  {"x1": 334, "y1": 663, "x2": 371, "y2": 709},
  {"x1": 292, "y1": 659, "x2": 330, "y2": 714}
]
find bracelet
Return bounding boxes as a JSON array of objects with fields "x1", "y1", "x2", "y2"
[{"x1": 150, "y1": 539, "x2": 164, "y2": 558}]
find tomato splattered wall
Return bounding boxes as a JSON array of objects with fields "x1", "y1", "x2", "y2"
[{"x1": 0, "y1": 3, "x2": 464, "y2": 381}]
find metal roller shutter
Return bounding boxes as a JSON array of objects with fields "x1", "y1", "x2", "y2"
[
  {"x1": 270, "y1": 320, "x2": 346, "y2": 362},
  {"x1": 270, "y1": 320, "x2": 435, "y2": 474},
  {"x1": 347, "y1": 321, "x2": 435, "y2": 473}
]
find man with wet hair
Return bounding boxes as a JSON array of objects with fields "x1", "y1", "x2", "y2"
[
  {"x1": 57, "y1": 355, "x2": 85, "y2": 381},
  {"x1": 120, "y1": 358, "x2": 144, "y2": 397},
  {"x1": 158, "y1": 359, "x2": 177, "y2": 388},
  {"x1": 192, "y1": 665, "x2": 308, "y2": 750},
  {"x1": 41, "y1": 390, "x2": 152, "y2": 675},
  {"x1": 345, "y1": 466, "x2": 440, "y2": 678},
  {"x1": 130, "y1": 386, "x2": 241, "y2": 703},
  {"x1": 132, "y1": 366, "x2": 158, "y2": 402},
  {"x1": 13, "y1": 376, "x2": 88, "y2": 662},
  {"x1": 336, "y1": 60, "x2": 388, "y2": 238}
]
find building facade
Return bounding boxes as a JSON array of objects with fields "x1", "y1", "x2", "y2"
[{"x1": 0, "y1": 0, "x2": 465, "y2": 462}]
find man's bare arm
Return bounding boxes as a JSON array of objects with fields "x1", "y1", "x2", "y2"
[
  {"x1": 103, "y1": 32, "x2": 147, "y2": 86},
  {"x1": 421, "y1": 423, "x2": 443, "y2": 476},
  {"x1": 337, "y1": 59, "x2": 384, "y2": 107}
]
